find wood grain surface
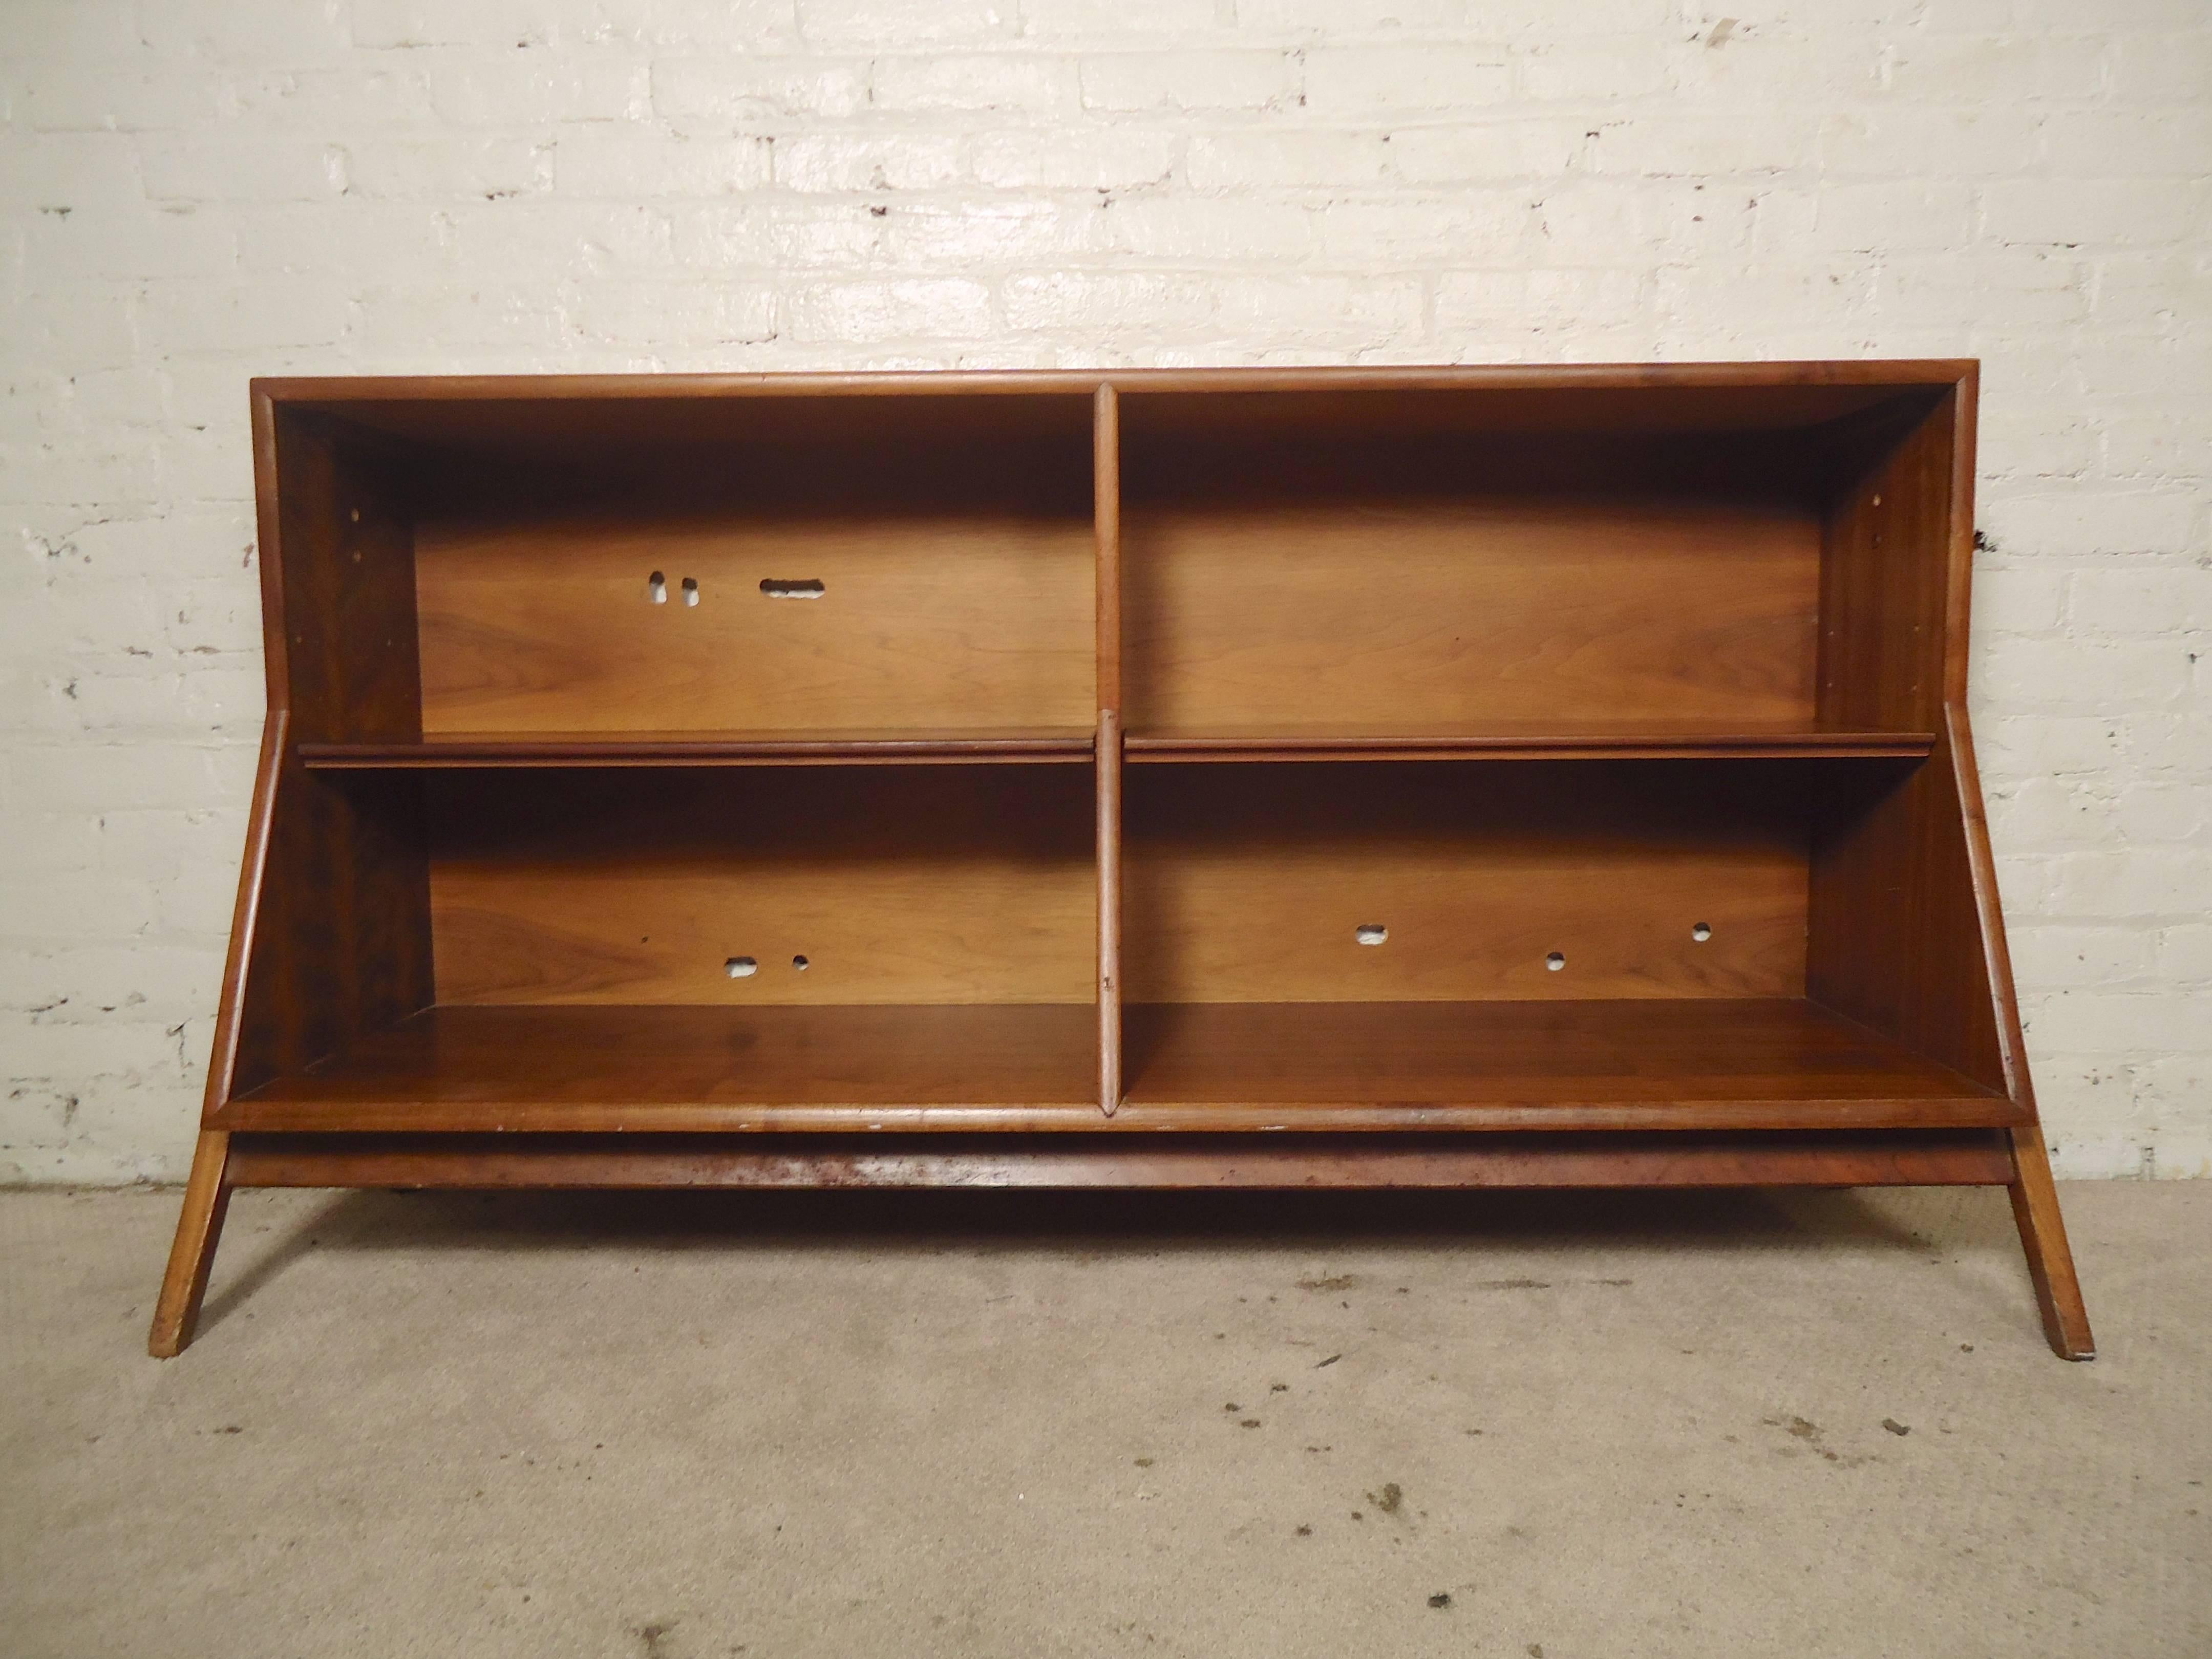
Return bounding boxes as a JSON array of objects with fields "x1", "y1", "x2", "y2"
[
  {"x1": 223, "y1": 1129, "x2": 2016, "y2": 1190},
  {"x1": 426, "y1": 767, "x2": 1095, "y2": 1006},
  {"x1": 1125, "y1": 760, "x2": 1814, "y2": 1004},
  {"x1": 211, "y1": 998, "x2": 2018, "y2": 1134}
]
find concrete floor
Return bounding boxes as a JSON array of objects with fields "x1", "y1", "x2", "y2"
[{"x1": 2, "y1": 1182, "x2": 2206, "y2": 1658}]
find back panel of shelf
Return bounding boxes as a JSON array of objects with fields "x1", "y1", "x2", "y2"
[
  {"x1": 267, "y1": 389, "x2": 1098, "y2": 746},
  {"x1": 426, "y1": 766, "x2": 1095, "y2": 1007},
  {"x1": 1115, "y1": 381, "x2": 1958, "y2": 747},
  {"x1": 1124, "y1": 758, "x2": 1827, "y2": 1005}
]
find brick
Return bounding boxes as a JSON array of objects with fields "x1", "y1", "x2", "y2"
[
  {"x1": 670, "y1": 201, "x2": 886, "y2": 269},
  {"x1": 136, "y1": 281, "x2": 350, "y2": 353},
  {"x1": 346, "y1": 137, "x2": 551, "y2": 199},
  {"x1": 224, "y1": 62, "x2": 439, "y2": 127},
  {"x1": 0, "y1": 1016, "x2": 186, "y2": 1081},
  {"x1": 0, "y1": 135, "x2": 143, "y2": 212},
  {"x1": 347, "y1": 285, "x2": 573, "y2": 352},
  {"x1": 2046, "y1": 848, "x2": 2212, "y2": 919},
  {"x1": 1018, "y1": 0, "x2": 1200, "y2": 35},
  {"x1": 1983, "y1": 637, "x2": 2192, "y2": 710},
  {"x1": 774, "y1": 133, "x2": 967, "y2": 193},
  {"x1": 971, "y1": 129, "x2": 1176, "y2": 190},
  {"x1": 350, "y1": 0, "x2": 572, "y2": 49},
  {"x1": 1107, "y1": 197, "x2": 1316, "y2": 261},
  {"x1": 1004, "y1": 271, "x2": 1214, "y2": 333},
  {"x1": 5, "y1": 0, "x2": 144, "y2": 60},
  {"x1": 650, "y1": 57, "x2": 867, "y2": 123},
  {"x1": 1312, "y1": 194, "x2": 1529, "y2": 263},
  {"x1": 869, "y1": 53, "x2": 1074, "y2": 112},
  {"x1": 1879, "y1": 34, "x2": 2107, "y2": 102},
  {"x1": 19, "y1": 206, "x2": 237, "y2": 280},
  {"x1": 2109, "y1": 28, "x2": 2212, "y2": 102},
  {"x1": 2066, "y1": 569, "x2": 2212, "y2": 633},
  {"x1": 881, "y1": 199, "x2": 1112, "y2": 265},
  {"x1": 140, "y1": 0, "x2": 351, "y2": 59},
  {"x1": 2027, "y1": 992, "x2": 2212, "y2": 1055},
  {"x1": 1817, "y1": 106, "x2": 2047, "y2": 178},
  {"x1": 1971, "y1": 567, "x2": 2067, "y2": 634},
  {"x1": 1390, "y1": 122, "x2": 1592, "y2": 183},
  {"x1": 1990, "y1": 776, "x2": 2119, "y2": 848},
  {"x1": 444, "y1": 201, "x2": 668, "y2": 274},
  {"x1": 2113, "y1": 783, "x2": 2211, "y2": 844},
  {"x1": 1079, "y1": 52, "x2": 1295, "y2": 113},
  {"x1": 1814, "y1": 181, "x2": 1977, "y2": 254},
  {"x1": 784, "y1": 278, "x2": 994, "y2": 341},
  {"x1": 2007, "y1": 924, "x2": 2157, "y2": 989},
  {"x1": 2158, "y1": 924, "x2": 2212, "y2": 983},
  {"x1": 1214, "y1": 275, "x2": 1423, "y2": 342},
  {"x1": 567, "y1": 282, "x2": 779, "y2": 346},
  {"x1": 1237, "y1": 0, "x2": 1520, "y2": 32},
  {"x1": 1982, "y1": 178, "x2": 2211, "y2": 247},
  {"x1": 432, "y1": 51, "x2": 648, "y2": 125},
  {"x1": 1302, "y1": 47, "x2": 1513, "y2": 117},
  {"x1": 17, "y1": 71, "x2": 226, "y2": 132},
  {"x1": 797, "y1": 0, "x2": 1009, "y2": 47},
  {"x1": 1519, "y1": 40, "x2": 1671, "y2": 101},
  {"x1": 139, "y1": 135, "x2": 347, "y2": 202},
  {"x1": 555, "y1": 130, "x2": 772, "y2": 196},
  {"x1": 1186, "y1": 131, "x2": 1393, "y2": 192},
  {"x1": 1977, "y1": 490, "x2": 2199, "y2": 557},
  {"x1": 1435, "y1": 268, "x2": 1649, "y2": 332}
]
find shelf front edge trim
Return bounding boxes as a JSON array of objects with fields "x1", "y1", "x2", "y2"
[{"x1": 210, "y1": 1096, "x2": 2028, "y2": 1135}]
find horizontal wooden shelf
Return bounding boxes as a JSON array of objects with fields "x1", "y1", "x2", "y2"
[
  {"x1": 297, "y1": 729, "x2": 1935, "y2": 769},
  {"x1": 1125, "y1": 728, "x2": 1936, "y2": 763},
  {"x1": 297, "y1": 730, "x2": 1097, "y2": 769},
  {"x1": 213, "y1": 999, "x2": 2020, "y2": 1136}
]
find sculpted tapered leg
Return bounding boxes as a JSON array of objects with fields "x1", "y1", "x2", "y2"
[
  {"x1": 148, "y1": 1131, "x2": 233, "y2": 1358},
  {"x1": 2007, "y1": 1127, "x2": 2094, "y2": 1360}
]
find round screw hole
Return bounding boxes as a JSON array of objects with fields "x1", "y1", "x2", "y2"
[
  {"x1": 724, "y1": 956, "x2": 757, "y2": 979},
  {"x1": 1545, "y1": 951, "x2": 1566, "y2": 972},
  {"x1": 1354, "y1": 924, "x2": 1388, "y2": 946},
  {"x1": 1691, "y1": 922, "x2": 1712, "y2": 943},
  {"x1": 792, "y1": 954, "x2": 809, "y2": 971},
  {"x1": 649, "y1": 571, "x2": 667, "y2": 604},
  {"x1": 681, "y1": 576, "x2": 699, "y2": 607}
]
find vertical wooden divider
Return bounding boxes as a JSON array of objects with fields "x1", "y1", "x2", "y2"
[{"x1": 1094, "y1": 382, "x2": 1124, "y2": 1117}]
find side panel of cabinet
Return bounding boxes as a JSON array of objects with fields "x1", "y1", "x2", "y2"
[{"x1": 213, "y1": 401, "x2": 436, "y2": 1107}]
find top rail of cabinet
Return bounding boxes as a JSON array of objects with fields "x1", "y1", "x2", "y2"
[{"x1": 254, "y1": 361, "x2": 1976, "y2": 447}]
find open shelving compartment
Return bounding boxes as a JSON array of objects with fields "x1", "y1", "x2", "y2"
[{"x1": 154, "y1": 366, "x2": 2092, "y2": 1360}]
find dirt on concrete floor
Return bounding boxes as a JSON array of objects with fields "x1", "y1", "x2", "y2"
[{"x1": 2, "y1": 1181, "x2": 2207, "y2": 1658}]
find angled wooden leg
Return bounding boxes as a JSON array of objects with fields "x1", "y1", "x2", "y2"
[
  {"x1": 149, "y1": 1131, "x2": 234, "y2": 1358},
  {"x1": 2007, "y1": 1127, "x2": 2094, "y2": 1360}
]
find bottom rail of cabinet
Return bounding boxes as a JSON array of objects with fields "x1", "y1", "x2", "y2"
[{"x1": 223, "y1": 1129, "x2": 2015, "y2": 1190}]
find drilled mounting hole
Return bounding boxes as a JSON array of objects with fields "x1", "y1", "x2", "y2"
[
  {"x1": 681, "y1": 576, "x2": 700, "y2": 607},
  {"x1": 1691, "y1": 922, "x2": 1712, "y2": 943},
  {"x1": 1354, "y1": 924, "x2": 1388, "y2": 946},
  {"x1": 1545, "y1": 951, "x2": 1566, "y2": 972},
  {"x1": 792, "y1": 954, "x2": 810, "y2": 971},
  {"x1": 760, "y1": 578, "x2": 826, "y2": 599},
  {"x1": 724, "y1": 956, "x2": 757, "y2": 979},
  {"x1": 648, "y1": 571, "x2": 667, "y2": 604}
]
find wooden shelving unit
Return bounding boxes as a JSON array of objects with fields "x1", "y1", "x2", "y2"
[{"x1": 152, "y1": 364, "x2": 2093, "y2": 1359}]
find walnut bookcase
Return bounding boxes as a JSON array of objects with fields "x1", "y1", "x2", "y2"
[{"x1": 152, "y1": 364, "x2": 2093, "y2": 1359}]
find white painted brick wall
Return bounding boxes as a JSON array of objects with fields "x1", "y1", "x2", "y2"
[{"x1": 3, "y1": 0, "x2": 2206, "y2": 1183}]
